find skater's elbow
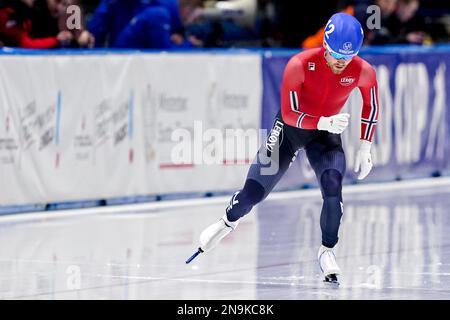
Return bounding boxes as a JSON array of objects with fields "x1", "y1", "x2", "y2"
[{"x1": 280, "y1": 108, "x2": 297, "y2": 128}]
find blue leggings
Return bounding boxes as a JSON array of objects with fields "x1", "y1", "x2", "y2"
[{"x1": 226, "y1": 114, "x2": 346, "y2": 248}]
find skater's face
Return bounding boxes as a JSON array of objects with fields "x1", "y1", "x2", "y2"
[{"x1": 323, "y1": 44, "x2": 354, "y2": 74}]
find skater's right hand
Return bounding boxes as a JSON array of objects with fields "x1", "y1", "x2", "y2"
[{"x1": 317, "y1": 113, "x2": 350, "y2": 134}]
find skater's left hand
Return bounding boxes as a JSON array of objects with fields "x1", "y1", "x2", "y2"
[{"x1": 354, "y1": 140, "x2": 373, "y2": 180}]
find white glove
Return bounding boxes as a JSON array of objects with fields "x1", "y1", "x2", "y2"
[
  {"x1": 354, "y1": 140, "x2": 373, "y2": 180},
  {"x1": 317, "y1": 113, "x2": 350, "y2": 134}
]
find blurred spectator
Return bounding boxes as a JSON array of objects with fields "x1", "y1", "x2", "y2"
[
  {"x1": 419, "y1": 0, "x2": 450, "y2": 42},
  {"x1": 181, "y1": 0, "x2": 256, "y2": 47},
  {"x1": 180, "y1": 0, "x2": 279, "y2": 47},
  {"x1": 256, "y1": 0, "x2": 280, "y2": 47},
  {"x1": 369, "y1": 0, "x2": 431, "y2": 45},
  {"x1": 363, "y1": 0, "x2": 398, "y2": 45},
  {"x1": 30, "y1": 0, "x2": 95, "y2": 48},
  {"x1": 377, "y1": 0, "x2": 397, "y2": 17},
  {"x1": 5, "y1": 0, "x2": 446, "y2": 49},
  {"x1": 88, "y1": 0, "x2": 200, "y2": 48},
  {"x1": 0, "y1": 0, "x2": 73, "y2": 48}
]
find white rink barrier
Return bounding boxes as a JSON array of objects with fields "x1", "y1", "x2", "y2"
[{"x1": 0, "y1": 53, "x2": 262, "y2": 207}]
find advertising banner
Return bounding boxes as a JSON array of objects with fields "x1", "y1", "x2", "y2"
[{"x1": 0, "y1": 53, "x2": 262, "y2": 206}]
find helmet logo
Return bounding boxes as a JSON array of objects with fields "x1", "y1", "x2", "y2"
[
  {"x1": 343, "y1": 42, "x2": 352, "y2": 51},
  {"x1": 338, "y1": 41, "x2": 354, "y2": 54}
]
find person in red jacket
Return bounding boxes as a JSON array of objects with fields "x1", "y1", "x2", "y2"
[
  {"x1": 0, "y1": 0, "x2": 72, "y2": 48},
  {"x1": 188, "y1": 13, "x2": 379, "y2": 286},
  {"x1": 30, "y1": 0, "x2": 94, "y2": 48}
]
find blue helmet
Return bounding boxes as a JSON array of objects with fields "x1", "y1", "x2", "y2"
[{"x1": 323, "y1": 13, "x2": 364, "y2": 60}]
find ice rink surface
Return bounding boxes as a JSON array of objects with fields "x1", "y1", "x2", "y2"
[{"x1": 1, "y1": 177, "x2": 450, "y2": 300}]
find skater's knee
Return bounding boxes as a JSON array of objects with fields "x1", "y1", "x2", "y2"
[
  {"x1": 320, "y1": 169, "x2": 342, "y2": 197},
  {"x1": 240, "y1": 179, "x2": 266, "y2": 206}
]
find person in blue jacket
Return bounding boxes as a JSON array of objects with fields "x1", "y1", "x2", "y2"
[{"x1": 88, "y1": 0, "x2": 197, "y2": 48}]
